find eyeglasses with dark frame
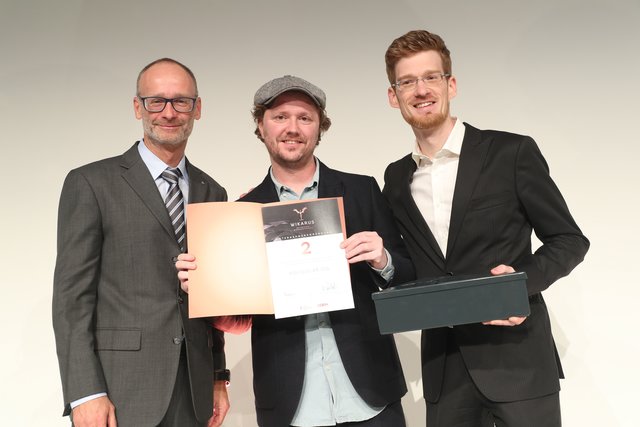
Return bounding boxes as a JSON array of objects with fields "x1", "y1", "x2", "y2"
[
  {"x1": 392, "y1": 73, "x2": 451, "y2": 92},
  {"x1": 138, "y1": 96, "x2": 198, "y2": 113}
]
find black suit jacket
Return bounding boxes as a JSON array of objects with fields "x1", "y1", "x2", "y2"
[
  {"x1": 53, "y1": 143, "x2": 227, "y2": 425},
  {"x1": 240, "y1": 160, "x2": 415, "y2": 427},
  {"x1": 383, "y1": 123, "x2": 589, "y2": 403}
]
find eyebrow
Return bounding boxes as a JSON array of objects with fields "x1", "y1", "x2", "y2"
[{"x1": 396, "y1": 70, "x2": 442, "y2": 80}]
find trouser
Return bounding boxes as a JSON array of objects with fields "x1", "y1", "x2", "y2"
[
  {"x1": 158, "y1": 343, "x2": 207, "y2": 427},
  {"x1": 291, "y1": 399, "x2": 406, "y2": 427},
  {"x1": 426, "y1": 339, "x2": 561, "y2": 427}
]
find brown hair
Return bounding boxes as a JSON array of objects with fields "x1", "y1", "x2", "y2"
[
  {"x1": 251, "y1": 94, "x2": 332, "y2": 143},
  {"x1": 385, "y1": 30, "x2": 452, "y2": 84},
  {"x1": 136, "y1": 58, "x2": 198, "y2": 95}
]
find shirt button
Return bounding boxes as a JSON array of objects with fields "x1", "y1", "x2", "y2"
[{"x1": 173, "y1": 337, "x2": 182, "y2": 345}]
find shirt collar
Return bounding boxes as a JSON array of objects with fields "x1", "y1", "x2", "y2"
[
  {"x1": 411, "y1": 118, "x2": 465, "y2": 168},
  {"x1": 269, "y1": 157, "x2": 320, "y2": 196},
  {"x1": 137, "y1": 139, "x2": 188, "y2": 181}
]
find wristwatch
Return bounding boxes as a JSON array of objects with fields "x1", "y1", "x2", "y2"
[{"x1": 214, "y1": 369, "x2": 231, "y2": 385}]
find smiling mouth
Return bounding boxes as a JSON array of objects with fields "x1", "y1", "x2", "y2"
[
  {"x1": 280, "y1": 140, "x2": 303, "y2": 144},
  {"x1": 414, "y1": 101, "x2": 434, "y2": 108}
]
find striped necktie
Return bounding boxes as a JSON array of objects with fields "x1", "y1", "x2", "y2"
[{"x1": 161, "y1": 168, "x2": 186, "y2": 251}]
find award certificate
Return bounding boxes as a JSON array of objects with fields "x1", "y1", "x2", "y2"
[{"x1": 186, "y1": 197, "x2": 353, "y2": 319}]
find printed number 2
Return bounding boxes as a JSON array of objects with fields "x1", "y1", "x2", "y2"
[{"x1": 301, "y1": 241, "x2": 311, "y2": 255}]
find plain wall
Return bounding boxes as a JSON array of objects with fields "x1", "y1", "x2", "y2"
[{"x1": 2, "y1": 0, "x2": 639, "y2": 425}]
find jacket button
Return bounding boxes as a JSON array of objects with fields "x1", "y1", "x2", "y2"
[
  {"x1": 177, "y1": 296, "x2": 184, "y2": 304},
  {"x1": 173, "y1": 337, "x2": 183, "y2": 345}
]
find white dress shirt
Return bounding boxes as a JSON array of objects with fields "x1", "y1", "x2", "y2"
[{"x1": 410, "y1": 118, "x2": 465, "y2": 256}]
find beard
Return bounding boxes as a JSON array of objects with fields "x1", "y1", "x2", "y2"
[
  {"x1": 404, "y1": 111, "x2": 448, "y2": 130},
  {"x1": 399, "y1": 96, "x2": 451, "y2": 131},
  {"x1": 401, "y1": 104, "x2": 449, "y2": 130},
  {"x1": 143, "y1": 118, "x2": 194, "y2": 147},
  {"x1": 268, "y1": 143, "x2": 314, "y2": 169}
]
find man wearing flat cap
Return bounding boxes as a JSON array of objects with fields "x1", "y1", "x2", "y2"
[{"x1": 177, "y1": 76, "x2": 415, "y2": 426}]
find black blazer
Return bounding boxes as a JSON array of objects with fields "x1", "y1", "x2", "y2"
[
  {"x1": 383, "y1": 123, "x2": 589, "y2": 403},
  {"x1": 240, "y1": 160, "x2": 415, "y2": 427}
]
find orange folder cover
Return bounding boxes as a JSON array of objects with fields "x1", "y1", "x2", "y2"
[{"x1": 186, "y1": 198, "x2": 346, "y2": 318}]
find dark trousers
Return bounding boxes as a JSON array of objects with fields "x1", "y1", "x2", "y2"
[
  {"x1": 290, "y1": 399, "x2": 406, "y2": 427},
  {"x1": 426, "y1": 339, "x2": 561, "y2": 427},
  {"x1": 158, "y1": 343, "x2": 206, "y2": 427}
]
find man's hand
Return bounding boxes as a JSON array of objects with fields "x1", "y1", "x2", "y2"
[
  {"x1": 490, "y1": 264, "x2": 515, "y2": 276},
  {"x1": 340, "y1": 231, "x2": 388, "y2": 270},
  {"x1": 71, "y1": 396, "x2": 117, "y2": 427},
  {"x1": 176, "y1": 253, "x2": 197, "y2": 293},
  {"x1": 208, "y1": 381, "x2": 230, "y2": 427},
  {"x1": 482, "y1": 264, "x2": 527, "y2": 327}
]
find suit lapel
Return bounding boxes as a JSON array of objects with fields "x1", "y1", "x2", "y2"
[
  {"x1": 242, "y1": 171, "x2": 280, "y2": 203},
  {"x1": 396, "y1": 155, "x2": 446, "y2": 263},
  {"x1": 317, "y1": 161, "x2": 345, "y2": 199},
  {"x1": 120, "y1": 143, "x2": 177, "y2": 244},
  {"x1": 446, "y1": 124, "x2": 490, "y2": 259},
  {"x1": 185, "y1": 160, "x2": 211, "y2": 251},
  {"x1": 245, "y1": 161, "x2": 341, "y2": 202},
  {"x1": 186, "y1": 160, "x2": 208, "y2": 203}
]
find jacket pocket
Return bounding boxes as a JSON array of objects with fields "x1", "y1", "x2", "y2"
[
  {"x1": 468, "y1": 191, "x2": 515, "y2": 211},
  {"x1": 95, "y1": 327, "x2": 141, "y2": 351}
]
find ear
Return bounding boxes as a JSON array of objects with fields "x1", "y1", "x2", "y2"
[
  {"x1": 193, "y1": 97, "x2": 202, "y2": 120},
  {"x1": 133, "y1": 96, "x2": 143, "y2": 119},
  {"x1": 258, "y1": 120, "x2": 265, "y2": 139},
  {"x1": 387, "y1": 86, "x2": 400, "y2": 109},
  {"x1": 448, "y1": 75, "x2": 457, "y2": 101}
]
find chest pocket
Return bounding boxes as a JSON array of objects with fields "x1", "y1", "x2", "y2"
[{"x1": 468, "y1": 191, "x2": 515, "y2": 212}]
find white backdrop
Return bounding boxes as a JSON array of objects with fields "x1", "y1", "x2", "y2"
[{"x1": 2, "y1": 0, "x2": 639, "y2": 425}]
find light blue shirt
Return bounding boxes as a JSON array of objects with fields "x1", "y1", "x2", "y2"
[
  {"x1": 70, "y1": 139, "x2": 188, "y2": 410},
  {"x1": 137, "y1": 139, "x2": 189, "y2": 205},
  {"x1": 271, "y1": 158, "x2": 391, "y2": 426}
]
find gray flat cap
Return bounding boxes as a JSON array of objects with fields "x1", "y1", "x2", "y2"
[{"x1": 254, "y1": 75, "x2": 326, "y2": 109}]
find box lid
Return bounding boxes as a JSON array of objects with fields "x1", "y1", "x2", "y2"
[{"x1": 373, "y1": 272, "x2": 528, "y2": 300}]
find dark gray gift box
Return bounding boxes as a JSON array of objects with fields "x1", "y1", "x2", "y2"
[{"x1": 372, "y1": 272, "x2": 530, "y2": 334}]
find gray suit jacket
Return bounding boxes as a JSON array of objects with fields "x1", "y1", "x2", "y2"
[{"x1": 52, "y1": 143, "x2": 227, "y2": 425}]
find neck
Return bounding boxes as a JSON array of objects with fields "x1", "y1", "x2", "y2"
[
  {"x1": 414, "y1": 117, "x2": 456, "y2": 159},
  {"x1": 271, "y1": 158, "x2": 316, "y2": 195},
  {"x1": 143, "y1": 138, "x2": 186, "y2": 168}
]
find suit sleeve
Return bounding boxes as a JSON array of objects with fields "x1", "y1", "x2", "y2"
[
  {"x1": 512, "y1": 138, "x2": 590, "y2": 294},
  {"x1": 52, "y1": 169, "x2": 107, "y2": 412},
  {"x1": 212, "y1": 328, "x2": 226, "y2": 371}
]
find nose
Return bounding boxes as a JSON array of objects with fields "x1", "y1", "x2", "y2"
[
  {"x1": 285, "y1": 117, "x2": 300, "y2": 134},
  {"x1": 160, "y1": 101, "x2": 179, "y2": 119},
  {"x1": 414, "y1": 78, "x2": 430, "y2": 96}
]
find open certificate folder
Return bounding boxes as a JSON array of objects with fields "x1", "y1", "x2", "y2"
[{"x1": 186, "y1": 197, "x2": 354, "y2": 319}]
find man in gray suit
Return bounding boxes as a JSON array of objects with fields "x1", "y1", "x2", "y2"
[{"x1": 53, "y1": 58, "x2": 229, "y2": 427}]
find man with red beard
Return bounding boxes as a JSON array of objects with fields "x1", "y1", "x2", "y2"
[
  {"x1": 382, "y1": 30, "x2": 589, "y2": 427},
  {"x1": 53, "y1": 58, "x2": 229, "y2": 427}
]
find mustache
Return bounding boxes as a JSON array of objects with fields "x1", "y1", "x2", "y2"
[{"x1": 152, "y1": 117, "x2": 185, "y2": 125}]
